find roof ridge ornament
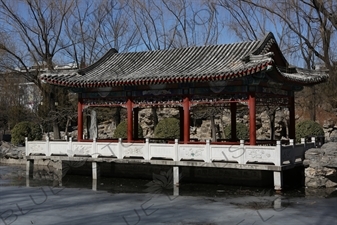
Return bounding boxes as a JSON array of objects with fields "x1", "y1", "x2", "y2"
[{"x1": 78, "y1": 48, "x2": 118, "y2": 75}]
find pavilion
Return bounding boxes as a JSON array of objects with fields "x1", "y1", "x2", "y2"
[{"x1": 40, "y1": 32, "x2": 328, "y2": 145}]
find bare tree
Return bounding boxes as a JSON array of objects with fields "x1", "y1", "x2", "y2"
[
  {"x1": 126, "y1": 0, "x2": 224, "y2": 139},
  {"x1": 128, "y1": 0, "x2": 221, "y2": 50},
  {"x1": 216, "y1": 0, "x2": 336, "y2": 132},
  {"x1": 63, "y1": 0, "x2": 139, "y2": 68},
  {"x1": 0, "y1": 0, "x2": 76, "y2": 139},
  {"x1": 233, "y1": 0, "x2": 337, "y2": 118}
]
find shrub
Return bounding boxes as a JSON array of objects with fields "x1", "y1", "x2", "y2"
[
  {"x1": 224, "y1": 123, "x2": 249, "y2": 140},
  {"x1": 11, "y1": 121, "x2": 42, "y2": 146},
  {"x1": 295, "y1": 120, "x2": 324, "y2": 143},
  {"x1": 113, "y1": 120, "x2": 143, "y2": 139},
  {"x1": 154, "y1": 118, "x2": 180, "y2": 139}
]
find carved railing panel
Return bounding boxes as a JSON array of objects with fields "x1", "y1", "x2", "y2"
[
  {"x1": 26, "y1": 141, "x2": 47, "y2": 156},
  {"x1": 149, "y1": 144, "x2": 175, "y2": 160},
  {"x1": 96, "y1": 143, "x2": 119, "y2": 158},
  {"x1": 70, "y1": 143, "x2": 93, "y2": 157},
  {"x1": 178, "y1": 145, "x2": 206, "y2": 161},
  {"x1": 26, "y1": 138, "x2": 316, "y2": 167},
  {"x1": 244, "y1": 146, "x2": 278, "y2": 165},
  {"x1": 49, "y1": 142, "x2": 70, "y2": 156},
  {"x1": 121, "y1": 143, "x2": 146, "y2": 159}
]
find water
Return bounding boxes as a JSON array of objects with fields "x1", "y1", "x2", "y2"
[{"x1": 1, "y1": 164, "x2": 336, "y2": 200}]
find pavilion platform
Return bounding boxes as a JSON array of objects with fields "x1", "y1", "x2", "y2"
[{"x1": 25, "y1": 137, "x2": 317, "y2": 192}]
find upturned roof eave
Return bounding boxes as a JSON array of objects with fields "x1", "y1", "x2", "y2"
[{"x1": 40, "y1": 60, "x2": 274, "y2": 88}]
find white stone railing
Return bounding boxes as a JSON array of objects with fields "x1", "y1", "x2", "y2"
[{"x1": 25, "y1": 137, "x2": 316, "y2": 166}]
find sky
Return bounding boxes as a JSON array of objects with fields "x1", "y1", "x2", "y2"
[{"x1": 1, "y1": 0, "x2": 334, "y2": 70}]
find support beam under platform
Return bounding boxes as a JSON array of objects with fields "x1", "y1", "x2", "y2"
[
  {"x1": 173, "y1": 166, "x2": 179, "y2": 196},
  {"x1": 92, "y1": 162, "x2": 101, "y2": 180},
  {"x1": 273, "y1": 171, "x2": 283, "y2": 191},
  {"x1": 26, "y1": 160, "x2": 34, "y2": 177}
]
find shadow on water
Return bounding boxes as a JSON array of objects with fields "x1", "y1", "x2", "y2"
[{"x1": 1, "y1": 164, "x2": 336, "y2": 199}]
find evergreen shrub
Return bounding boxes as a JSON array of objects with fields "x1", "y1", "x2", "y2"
[
  {"x1": 113, "y1": 120, "x2": 143, "y2": 139},
  {"x1": 11, "y1": 121, "x2": 42, "y2": 146},
  {"x1": 295, "y1": 120, "x2": 324, "y2": 143},
  {"x1": 154, "y1": 118, "x2": 180, "y2": 139},
  {"x1": 224, "y1": 123, "x2": 249, "y2": 140}
]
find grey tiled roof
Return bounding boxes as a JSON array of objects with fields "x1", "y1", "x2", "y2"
[
  {"x1": 277, "y1": 67, "x2": 329, "y2": 83},
  {"x1": 40, "y1": 33, "x2": 328, "y2": 88}
]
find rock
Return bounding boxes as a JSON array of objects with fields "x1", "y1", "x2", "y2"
[
  {"x1": 304, "y1": 148, "x2": 324, "y2": 161},
  {"x1": 305, "y1": 187, "x2": 337, "y2": 197},
  {"x1": 325, "y1": 179, "x2": 337, "y2": 188},
  {"x1": 0, "y1": 142, "x2": 25, "y2": 159},
  {"x1": 323, "y1": 119, "x2": 335, "y2": 129},
  {"x1": 304, "y1": 142, "x2": 337, "y2": 188}
]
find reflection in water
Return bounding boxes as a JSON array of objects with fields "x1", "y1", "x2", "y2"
[
  {"x1": 92, "y1": 179, "x2": 97, "y2": 191},
  {"x1": 1, "y1": 164, "x2": 337, "y2": 198}
]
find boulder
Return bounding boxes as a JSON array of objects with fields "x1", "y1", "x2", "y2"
[
  {"x1": 0, "y1": 141, "x2": 25, "y2": 159},
  {"x1": 304, "y1": 142, "x2": 337, "y2": 188}
]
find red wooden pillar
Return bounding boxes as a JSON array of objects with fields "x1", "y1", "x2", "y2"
[
  {"x1": 248, "y1": 92, "x2": 256, "y2": 145},
  {"x1": 134, "y1": 108, "x2": 139, "y2": 140},
  {"x1": 179, "y1": 107, "x2": 184, "y2": 141},
  {"x1": 126, "y1": 97, "x2": 133, "y2": 142},
  {"x1": 289, "y1": 96, "x2": 295, "y2": 140},
  {"x1": 77, "y1": 96, "x2": 83, "y2": 142},
  {"x1": 230, "y1": 101, "x2": 237, "y2": 141},
  {"x1": 183, "y1": 96, "x2": 190, "y2": 144}
]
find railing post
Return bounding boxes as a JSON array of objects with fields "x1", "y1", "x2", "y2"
[
  {"x1": 289, "y1": 139, "x2": 296, "y2": 164},
  {"x1": 301, "y1": 138, "x2": 306, "y2": 149},
  {"x1": 239, "y1": 140, "x2": 245, "y2": 164},
  {"x1": 311, "y1": 137, "x2": 316, "y2": 147},
  {"x1": 145, "y1": 138, "x2": 150, "y2": 160},
  {"x1": 300, "y1": 137, "x2": 306, "y2": 161},
  {"x1": 46, "y1": 136, "x2": 50, "y2": 156},
  {"x1": 174, "y1": 139, "x2": 179, "y2": 161},
  {"x1": 118, "y1": 138, "x2": 123, "y2": 159},
  {"x1": 206, "y1": 140, "x2": 210, "y2": 163},
  {"x1": 67, "y1": 137, "x2": 74, "y2": 157},
  {"x1": 273, "y1": 171, "x2": 283, "y2": 191},
  {"x1": 301, "y1": 138, "x2": 305, "y2": 144},
  {"x1": 92, "y1": 138, "x2": 97, "y2": 158},
  {"x1": 25, "y1": 137, "x2": 28, "y2": 156},
  {"x1": 69, "y1": 137, "x2": 73, "y2": 154},
  {"x1": 275, "y1": 141, "x2": 281, "y2": 166}
]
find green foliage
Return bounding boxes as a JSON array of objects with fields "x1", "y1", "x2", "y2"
[
  {"x1": 11, "y1": 121, "x2": 42, "y2": 146},
  {"x1": 295, "y1": 120, "x2": 324, "y2": 142},
  {"x1": 113, "y1": 120, "x2": 143, "y2": 139},
  {"x1": 224, "y1": 123, "x2": 249, "y2": 140},
  {"x1": 154, "y1": 118, "x2": 180, "y2": 139},
  {"x1": 8, "y1": 105, "x2": 35, "y2": 130}
]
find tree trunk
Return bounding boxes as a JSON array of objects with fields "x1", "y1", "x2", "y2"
[
  {"x1": 49, "y1": 95, "x2": 61, "y2": 140},
  {"x1": 152, "y1": 107, "x2": 158, "y2": 129},
  {"x1": 269, "y1": 111, "x2": 275, "y2": 141},
  {"x1": 114, "y1": 107, "x2": 121, "y2": 125},
  {"x1": 64, "y1": 117, "x2": 71, "y2": 139},
  {"x1": 211, "y1": 115, "x2": 216, "y2": 142}
]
